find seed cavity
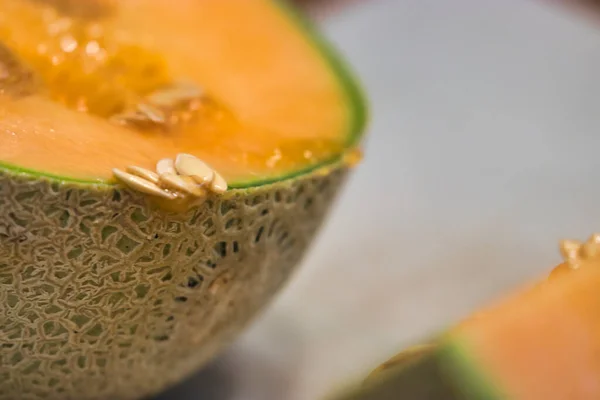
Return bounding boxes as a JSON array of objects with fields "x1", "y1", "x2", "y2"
[
  {"x1": 110, "y1": 103, "x2": 166, "y2": 130},
  {"x1": 0, "y1": 42, "x2": 39, "y2": 98},
  {"x1": 113, "y1": 153, "x2": 228, "y2": 205},
  {"x1": 109, "y1": 81, "x2": 205, "y2": 131},
  {"x1": 32, "y1": 0, "x2": 115, "y2": 20},
  {"x1": 558, "y1": 233, "x2": 600, "y2": 271},
  {"x1": 147, "y1": 81, "x2": 203, "y2": 108},
  {"x1": 137, "y1": 103, "x2": 166, "y2": 124}
]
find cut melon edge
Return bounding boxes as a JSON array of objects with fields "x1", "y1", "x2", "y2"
[{"x1": 0, "y1": 0, "x2": 369, "y2": 189}]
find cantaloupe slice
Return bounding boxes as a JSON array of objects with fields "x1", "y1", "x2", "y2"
[
  {"x1": 336, "y1": 236, "x2": 600, "y2": 400},
  {"x1": 442, "y1": 237, "x2": 600, "y2": 400},
  {"x1": 0, "y1": 2, "x2": 367, "y2": 399},
  {"x1": 0, "y1": 0, "x2": 366, "y2": 186}
]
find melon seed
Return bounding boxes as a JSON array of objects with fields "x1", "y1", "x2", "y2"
[
  {"x1": 582, "y1": 233, "x2": 600, "y2": 258},
  {"x1": 156, "y1": 158, "x2": 175, "y2": 175},
  {"x1": 175, "y1": 153, "x2": 214, "y2": 184},
  {"x1": 126, "y1": 166, "x2": 160, "y2": 185},
  {"x1": 113, "y1": 168, "x2": 176, "y2": 199},
  {"x1": 109, "y1": 111, "x2": 151, "y2": 127},
  {"x1": 147, "y1": 82, "x2": 203, "y2": 108},
  {"x1": 559, "y1": 239, "x2": 584, "y2": 270},
  {"x1": 137, "y1": 103, "x2": 166, "y2": 124},
  {"x1": 210, "y1": 172, "x2": 228, "y2": 194},
  {"x1": 159, "y1": 173, "x2": 205, "y2": 197}
]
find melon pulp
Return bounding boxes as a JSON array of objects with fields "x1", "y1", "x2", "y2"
[
  {"x1": 0, "y1": 1, "x2": 367, "y2": 400},
  {"x1": 0, "y1": 0, "x2": 366, "y2": 186}
]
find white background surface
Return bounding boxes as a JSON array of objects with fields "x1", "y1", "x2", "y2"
[{"x1": 157, "y1": 0, "x2": 600, "y2": 399}]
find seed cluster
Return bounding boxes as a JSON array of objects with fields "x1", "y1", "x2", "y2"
[
  {"x1": 113, "y1": 153, "x2": 227, "y2": 201},
  {"x1": 559, "y1": 233, "x2": 600, "y2": 270},
  {"x1": 109, "y1": 82, "x2": 205, "y2": 131}
]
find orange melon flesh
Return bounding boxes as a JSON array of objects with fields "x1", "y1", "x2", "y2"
[
  {"x1": 349, "y1": 266, "x2": 600, "y2": 400},
  {"x1": 0, "y1": 0, "x2": 363, "y2": 184},
  {"x1": 446, "y1": 264, "x2": 600, "y2": 400}
]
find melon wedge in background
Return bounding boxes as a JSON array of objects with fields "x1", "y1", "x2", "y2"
[
  {"x1": 333, "y1": 236, "x2": 600, "y2": 400},
  {"x1": 0, "y1": 1, "x2": 368, "y2": 399}
]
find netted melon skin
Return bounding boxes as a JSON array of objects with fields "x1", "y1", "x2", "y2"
[{"x1": 0, "y1": 165, "x2": 348, "y2": 400}]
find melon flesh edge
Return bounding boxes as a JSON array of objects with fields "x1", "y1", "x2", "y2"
[
  {"x1": 0, "y1": 0, "x2": 367, "y2": 186},
  {"x1": 445, "y1": 265, "x2": 600, "y2": 400}
]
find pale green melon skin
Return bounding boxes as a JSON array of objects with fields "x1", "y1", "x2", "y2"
[{"x1": 0, "y1": 163, "x2": 349, "y2": 400}]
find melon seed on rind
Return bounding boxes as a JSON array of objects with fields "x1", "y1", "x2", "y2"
[
  {"x1": 175, "y1": 153, "x2": 215, "y2": 184},
  {"x1": 158, "y1": 172, "x2": 204, "y2": 197},
  {"x1": 126, "y1": 165, "x2": 160, "y2": 185},
  {"x1": 112, "y1": 168, "x2": 176, "y2": 199},
  {"x1": 156, "y1": 158, "x2": 176, "y2": 176},
  {"x1": 210, "y1": 171, "x2": 228, "y2": 194}
]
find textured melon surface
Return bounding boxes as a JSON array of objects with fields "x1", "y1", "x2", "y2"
[
  {"x1": 0, "y1": 165, "x2": 349, "y2": 400},
  {"x1": 0, "y1": 1, "x2": 367, "y2": 399}
]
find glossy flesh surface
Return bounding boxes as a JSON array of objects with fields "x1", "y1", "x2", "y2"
[
  {"x1": 450, "y1": 260, "x2": 600, "y2": 400},
  {"x1": 0, "y1": 0, "x2": 366, "y2": 184}
]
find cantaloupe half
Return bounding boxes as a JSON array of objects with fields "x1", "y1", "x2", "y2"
[
  {"x1": 0, "y1": 1, "x2": 367, "y2": 399},
  {"x1": 338, "y1": 237, "x2": 600, "y2": 400}
]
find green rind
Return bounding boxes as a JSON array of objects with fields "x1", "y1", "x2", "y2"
[
  {"x1": 0, "y1": 155, "x2": 347, "y2": 191},
  {"x1": 327, "y1": 339, "x2": 504, "y2": 400},
  {"x1": 438, "y1": 338, "x2": 504, "y2": 400},
  {"x1": 0, "y1": 162, "x2": 111, "y2": 186},
  {"x1": 0, "y1": 0, "x2": 368, "y2": 189},
  {"x1": 324, "y1": 338, "x2": 505, "y2": 400},
  {"x1": 277, "y1": 0, "x2": 369, "y2": 149}
]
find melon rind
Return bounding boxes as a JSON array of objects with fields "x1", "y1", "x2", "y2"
[
  {"x1": 438, "y1": 339, "x2": 504, "y2": 400},
  {"x1": 0, "y1": 161, "x2": 349, "y2": 400}
]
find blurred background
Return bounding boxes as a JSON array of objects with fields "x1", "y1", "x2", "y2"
[{"x1": 157, "y1": 0, "x2": 600, "y2": 399}]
